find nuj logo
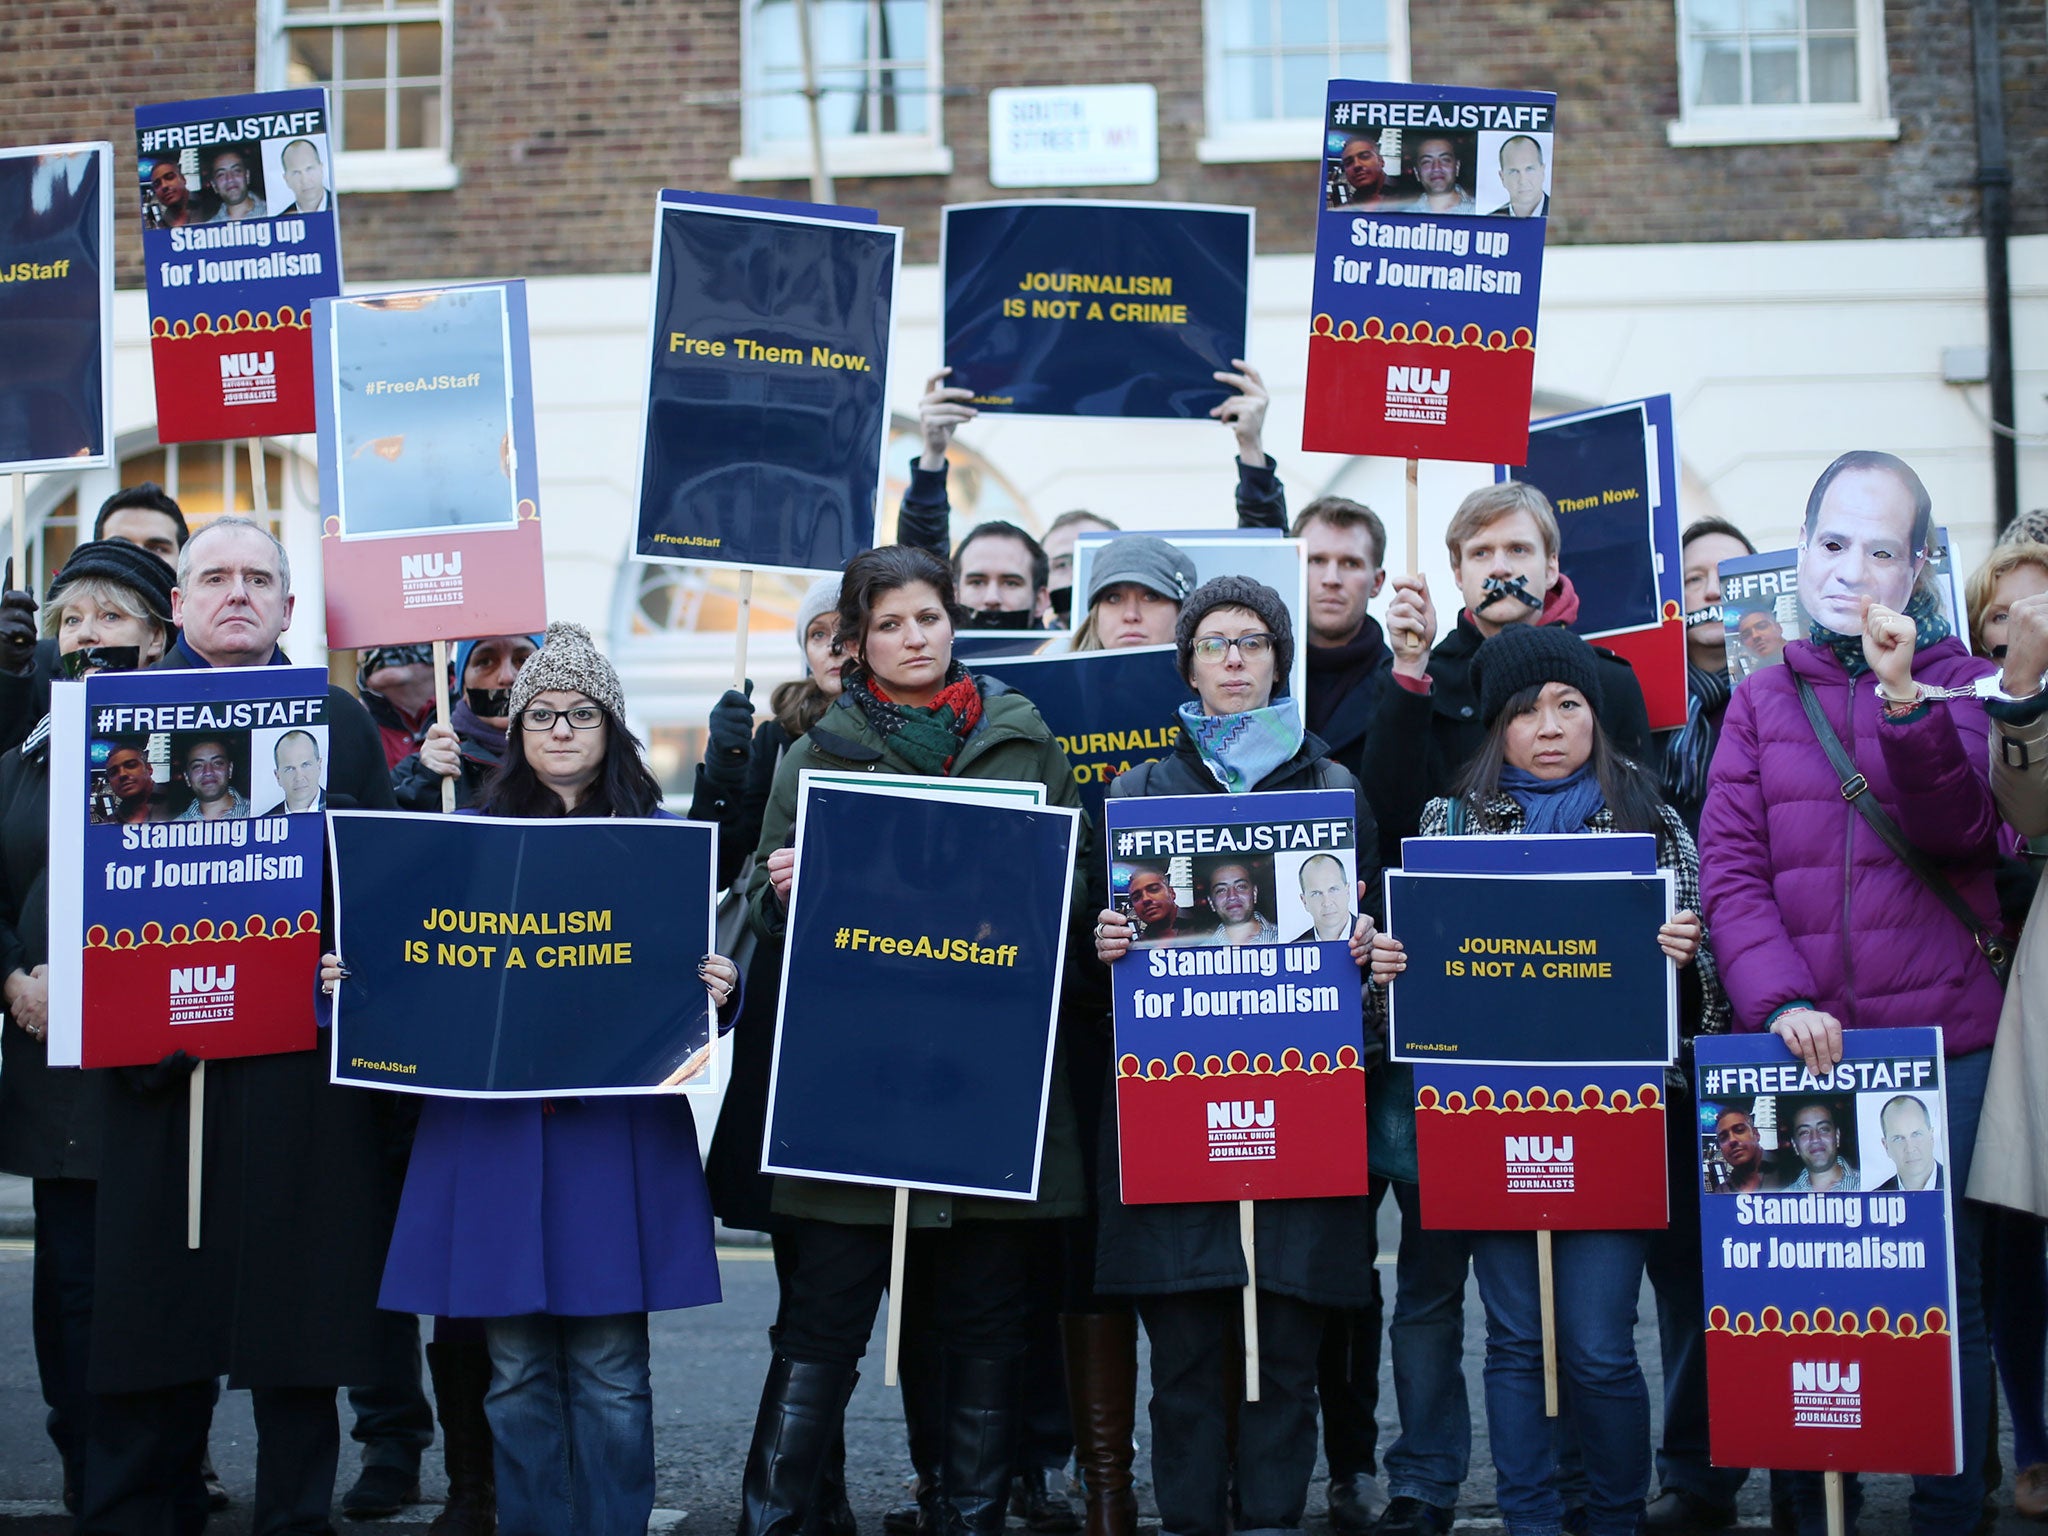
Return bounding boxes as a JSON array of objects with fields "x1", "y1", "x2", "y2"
[
  {"x1": 219, "y1": 352, "x2": 275, "y2": 379},
  {"x1": 400, "y1": 551, "x2": 464, "y2": 582},
  {"x1": 1384, "y1": 365, "x2": 1451, "y2": 427},
  {"x1": 1385, "y1": 365, "x2": 1451, "y2": 396},
  {"x1": 169, "y1": 963, "x2": 236, "y2": 1024},
  {"x1": 171, "y1": 964, "x2": 235, "y2": 995},
  {"x1": 1793, "y1": 1361, "x2": 1860, "y2": 1393},
  {"x1": 1505, "y1": 1134, "x2": 1573, "y2": 1163},
  {"x1": 1205, "y1": 1099, "x2": 1278, "y2": 1162},
  {"x1": 1504, "y1": 1133, "x2": 1575, "y2": 1191},
  {"x1": 1208, "y1": 1100, "x2": 1275, "y2": 1129},
  {"x1": 1791, "y1": 1360, "x2": 1862, "y2": 1428}
]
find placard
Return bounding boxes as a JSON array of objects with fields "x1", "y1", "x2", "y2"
[
  {"x1": 1304, "y1": 80, "x2": 1556, "y2": 464},
  {"x1": 1105, "y1": 789, "x2": 1369, "y2": 1203},
  {"x1": 47, "y1": 666, "x2": 331, "y2": 1068},
  {"x1": 0, "y1": 141, "x2": 114, "y2": 471},
  {"x1": 1696, "y1": 1029, "x2": 1962, "y2": 1475},
  {"x1": 763, "y1": 779, "x2": 1079, "y2": 1198},
  {"x1": 313, "y1": 280, "x2": 547, "y2": 648},
  {"x1": 135, "y1": 89, "x2": 342, "y2": 442},
  {"x1": 633, "y1": 192, "x2": 901, "y2": 575},
  {"x1": 941, "y1": 200, "x2": 1253, "y2": 419},
  {"x1": 329, "y1": 813, "x2": 718, "y2": 1097}
]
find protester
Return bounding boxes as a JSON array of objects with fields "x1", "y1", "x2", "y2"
[
  {"x1": 360, "y1": 642, "x2": 441, "y2": 770},
  {"x1": 1042, "y1": 510, "x2": 1120, "y2": 627},
  {"x1": 1661, "y1": 517, "x2": 1756, "y2": 834},
  {"x1": 1090, "y1": 575, "x2": 1380, "y2": 1536},
  {"x1": 1372, "y1": 623, "x2": 1725, "y2": 1536},
  {"x1": 739, "y1": 544, "x2": 1092, "y2": 1536},
  {"x1": 1053, "y1": 536, "x2": 1197, "y2": 652},
  {"x1": 394, "y1": 634, "x2": 544, "y2": 811},
  {"x1": 1967, "y1": 541, "x2": 2048, "y2": 662},
  {"x1": 1700, "y1": 451, "x2": 2002, "y2": 1536},
  {"x1": 356, "y1": 622, "x2": 737, "y2": 1536},
  {"x1": 80, "y1": 515, "x2": 401, "y2": 1534},
  {"x1": 0, "y1": 541, "x2": 174, "y2": 1516}
]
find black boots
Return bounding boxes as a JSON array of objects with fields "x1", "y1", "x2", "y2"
[
  {"x1": 936, "y1": 1353, "x2": 1021, "y2": 1536},
  {"x1": 1060, "y1": 1314, "x2": 1139, "y2": 1536},
  {"x1": 425, "y1": 1338, "x2": 496, "y2": 1536},
  {"x1": 739, "y1": 1357, "x2": 861, "y2": 1536}
]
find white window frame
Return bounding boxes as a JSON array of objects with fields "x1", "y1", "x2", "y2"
[
  {"x1": 730, "y1": 0, "x2": 953, "y2": 182},
  {"x1": 1666, "y1": 0, "x2": 1898, "y2": 147},
  {"x1": 1197, "y1": 0, "x2": 1410, "y2": 165},
  {"x1": 257, "y1": 0, "x2": 461, "y2": 193}
]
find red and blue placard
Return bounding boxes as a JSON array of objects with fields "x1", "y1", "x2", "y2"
[
  {"x1": 135, "y1": 90, "x2": 342, "y2": 442},
  {"x1": 1695, "y1": 1029, "x2": 1961, "y2": 1475}
]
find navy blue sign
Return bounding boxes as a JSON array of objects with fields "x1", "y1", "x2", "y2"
[
  {"x1": 942, "y1": 200, "x2": 1253, "y2": 419},
  {"x1": 1385, "y1": 862, "x2": 1675, "y2": 1066},
  {"x1": 634, "y1": 192, "x2": 900, "y2": 574},
  {"x1": 0, "y1": 143, "x2": 112, "y2": 471},
  {"x1": 765, "y1": 782, "x2": 1080, "y2": 1198},
  {"x1": 329, "y1": 813, "x2": 717, "y2": 1097},
  {"x1": 1511, "y1": 401, "x2": 1659, "y2": 637},
  {"x1": 969, "y1": 645, "x2": 1187, "y2": 821}
]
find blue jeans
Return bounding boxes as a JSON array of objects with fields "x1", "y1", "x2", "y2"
[
  {"x1": 1790, "y1": 1046, "x2": 1993, "y2": 1536},
  {"x1": 1381, "y1": 1177, "x2": 1473, "y2": 1509},
  {"x1": 1471, "y1": 1230, "x2": 1650, "y2": 1536},
  {"x1": 484, "y1": 1313, "x2": 653, "y2": 1536}
]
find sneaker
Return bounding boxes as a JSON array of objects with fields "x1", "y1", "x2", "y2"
[
  {"x1": 1645, "y1": 1489, "x2": 1738, "y2": 1535},
  {"x1": 1328, "y1": 1475, "x2": 1390, "y2": 1535},
  {"x1": 1373, "y1": 1496, "x2": 1454, "y2": 1536}
]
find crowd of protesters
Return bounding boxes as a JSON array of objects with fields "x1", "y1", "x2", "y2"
[{"x1": 2, "y1": 402, "x2": 2047, "y2": 1536}]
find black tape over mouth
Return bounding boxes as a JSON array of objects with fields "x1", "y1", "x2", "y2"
[
  {"x1": 1480, "y1": 574, "x2": 1543, "y2": 612},
  {"x1": 58, "y1": 645, "x2": 142, "y2": 679}
]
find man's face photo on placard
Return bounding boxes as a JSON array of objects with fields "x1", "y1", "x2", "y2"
[
  {"x1": 251, "y1": 724, "x2": 330, "y2": 816},
  {"x1": 1115, "y1": 859, "x2": 1213, "y2": 947},
  {"x1": 90, "y1": 736, "x2": 170, "y2": 826},
  {"x1": 1780, "y1": 1096, "x2": 1860, "y2": 1192},
  {"x1": 1863, "y1": 1091, "x2": 1947, "y2": 1192},
  {"x1": 170, "y1": 732, "x2": 251, "y2": 821},
  {"x1": 201, "y1": 142, "x2": 267, "y2": 223},
  {"x1": 1282, "y1": 849, "x2": 1357, "y2": 944},
  {"x1": 268, "y1": 134, "x2": 331, "y2": 217},
  {"x1": 1477, "y1": 131, "x2": 1553, "y2": 218},
  {"x1": 1195, "y1": 854, "x2": 1278, "y2": 946}
]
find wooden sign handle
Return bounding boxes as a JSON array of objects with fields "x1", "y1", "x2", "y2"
[
  {"x1": 187, "y1": 1061, "x2": 205, "y2": 1250},
  {"x1": 1537, "y1": 1227, "x2": 1558, "y2": 1416},
  {"x1": 1240, "y1": 1200, "x2": 1261, "y2": 1402},
  {"x1": 433, "y1": 639, "x2": 456, "y2": 814},
  {"x1": 732, "y1": 569, "x2": 755, "y2": 692},
  {"x1": 884, "y1": 1185, "x2": 910, "y2": 1386}
]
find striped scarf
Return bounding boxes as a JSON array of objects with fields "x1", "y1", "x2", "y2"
[
  {"x1": 1179, "y1": 697, "x2": 1304, "y2": 794},
  {"x1": 848, "y1": 662, "x2": 985, "y2": 776}
]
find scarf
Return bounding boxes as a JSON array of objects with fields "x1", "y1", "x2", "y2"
[
  {"x1": 449, "y1": 697, "x2": 508, "y2": 765},
  {"x1": 1810, "y1": 587, "x2": 1950, "y2": 677},
  {"x1": 1500, "y1": 762, "x2": 1606, "y2": 835},
  {"x1": 847, "y1": 662, "x2": 984, "y2": 776},
  {"x1": 1661, "y1": 662, "x2": 1733, "y2": 809},
  {"x1": 1304, "y1": 619, "x2": 1387, "y2": 737},
  {"x1": 1179, "y1": 697, "x2": 1305, "y2": 794}
]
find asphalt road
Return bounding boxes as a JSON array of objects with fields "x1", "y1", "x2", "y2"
[{"x1": 0, "y1": 1201, "x2": 2025, "y2": 1535}]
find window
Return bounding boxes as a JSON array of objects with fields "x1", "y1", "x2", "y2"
[
  {"x1": 260, "y1": 0, "x2": 459, "y2": 192},
  {"x1": 732, "y1": 0, "x2": 951, "y2": 181},
  {"x1": 1669, "y1": 0, "x2": 1897, "y2": 145},
  {"x1": 1200, "y1": 0, "x2": 1408, "y2": 164}
]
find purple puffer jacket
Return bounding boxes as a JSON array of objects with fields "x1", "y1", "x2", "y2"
[{"x1": 1699, "y1": 636, "x2": 2002, "y2": 1054}]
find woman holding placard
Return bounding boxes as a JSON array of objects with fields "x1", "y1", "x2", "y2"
[
  {"x1": 1089, "y1": 574, "x2": 1380, "y2": 1536},
  {"x1": 1370, "y1": 623, "x2": 1725, "y2": 1536}
]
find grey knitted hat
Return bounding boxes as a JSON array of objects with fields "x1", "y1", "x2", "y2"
[
  {"x1": 794, "y1": 574, "x2": 842, "y2": 665},
  {"x1": 508, "y1": 621, "x2": 625, "y2": 721},
  {"x1": 1174, "y1": 575, "x2": 1294, "y2": 689},
  {"x1": 1084, "y1": 535, "x2": 1199, "y2": 610}
]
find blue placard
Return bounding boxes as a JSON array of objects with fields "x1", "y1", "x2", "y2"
[
  {"x1": 633, "y1": 194, "x2": 901, "y2": 574},
  {"x1": 764, "y1": 782, "x2": 1080, "y2": 1199},
  {"x1": 1398, "y1": 832, "x2": 1658, "y2": 876},
  {"x1": 328, "y1": 813, "x2": 717, "y2": 1097},
  {"x1": 0, "y1": 142, "x2": 112, "y2": 471},
  {"x1": 942, "y1": 200, "x2": 1254, "y2": 419},
  {"x1": 1506, "y1": 399, "x2": 1664, "y2": 638},
  {"x1": 1385, "y1": 859, "x2": 1676, "y2": 1066}
]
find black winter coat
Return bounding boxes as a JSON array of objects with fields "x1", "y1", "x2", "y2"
[
  {"x1": 1092, "y1": 729, "x2": 1381, "y2": 1309},
  {"x1": 89, "y1": 651, "x2": 403, "y2": 1393},
  {"x1": 1304, "y1": 617, "x2": 1395, "y2": 789}
]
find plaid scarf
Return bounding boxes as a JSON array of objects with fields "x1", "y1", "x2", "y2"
[
  {"x1": 848, "y1": 662, "x2": 985, "y2": 776},
  {"x1": 1810, "y1": 587, "x2": 1950, "y2": 677},
  {"x1": 1179, "y1": 697, "x2": 1305, "y2": 794}
]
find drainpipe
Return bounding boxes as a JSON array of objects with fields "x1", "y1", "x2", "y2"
[{"x1": 1969, "y1": 0, "x2": 2017, "y2": 532}]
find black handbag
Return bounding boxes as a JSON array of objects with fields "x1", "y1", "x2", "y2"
[{"x1": 1794, "y1": 676, "x2": 2012, "y2": 985}]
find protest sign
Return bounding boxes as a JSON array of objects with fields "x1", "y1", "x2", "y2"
[
  {"x1": 46, "y1": 665, "x2": 331, "y2": 1069},
  {"x1": 328, "y1": 813, "x2": 717, "y2": 1097},
  {"x1": 135, "y1": 90, "x2": 341, "y2": 443},
  {"x1": 1304, "y1": 81, "x2": 1556, "y2": 465},
  {"x1": 313, "y1": 280, "x2": 547, "y2": 649},
  {"x1": 0, "y1": 142, "x2": 113, "y2": 472},
  {"x1": 1104, "y1": 789, "x2": 1368, "y2": 1203},
  {"x1": 1720, "y1": 532, "x2": 1961, "y2": 684},
  {"x1": 942, "y1": 200, "x2": 1253, "y2": 420},
  {"x1": 969, "y1": 645, "x2": 1185, "y2": 821},
  {"x1": 633, "y1": 192, "x2": 901, "y2": 575},
  {"x1": 1696, "y1": 1029, "x2": 1962, "y2": 1475},
  {"x1": 1505, "y1": 396, "x2": 1686, "y2": 729},
  {"x1": 764, "y1": 778, "x2": 1079, "y2": 1198}
]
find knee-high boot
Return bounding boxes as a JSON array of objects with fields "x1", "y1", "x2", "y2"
[
  {"x1": 426, "y1": 1339, "x2": 496, "y2": 1536},
  {"x1": 1059, "y1": 1314, "x2": 1138, "y2": 1536},
  {"x1": 739, "y1": 1357, "x2": 860, "y2": 1536},
  {"x1": 938, "y1": 1353, "x2": 1020, "y2": 1536}
]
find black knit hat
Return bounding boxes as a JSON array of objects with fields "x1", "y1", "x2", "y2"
[
  {"x1": 1175, "y1": 575, "x2": 1294, "y2": 690},
  {"x1": 1472, "y1": 623, "x2": 1605, "y2": 727},
  {"x1": 47, "y1": 538, "x2": 176, "y2": 629}
]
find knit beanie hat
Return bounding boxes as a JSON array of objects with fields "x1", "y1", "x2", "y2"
[
  {"x1": 1084, "y1": 535, "x2": 1198, "y2": 611},
  {"x1": 1472, "y1": 622, "x2": 1605, "y2": 727},
  {"x1": 356, "y1": 642, "x2": 434, "y2": 695},
  {"x1": 508, "y1": 621, "x2": 625, "y2": 721},
  {"x1": 454, "y1": 633, "x2": 545, "y2": 683},
  {"x1": 1174, "y1": 575, "x2": 1294, "y2": 688},
  {"x1": 793, "y1": 575, "x2": 842, "y2": 664},
  {"x1": 47, "y1": 539, "x2": 176, "y2": 629}
]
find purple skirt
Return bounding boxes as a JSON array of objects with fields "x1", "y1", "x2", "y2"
[{"x1": 380, "y1": 1094, "x2": 721, "y2": 1318}]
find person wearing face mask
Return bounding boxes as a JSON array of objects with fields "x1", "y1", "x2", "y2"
[
  {"x1": 0, "y1": 540, "x2": 174, "y2": 1519},
  {"x1": 393, "y1": 634, "x2": 545, "y2": 813}
]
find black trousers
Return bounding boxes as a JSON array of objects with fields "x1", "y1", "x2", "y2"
[
  {"x1": 32, "y1": 1177, "x2": 98, "y2": 1495},
  {"x1": 1140, "y1": 1288, "x2": 1327, "y2": 1536},
  {"x1": 345, "y1": 1309, "x2": 432, "y2": 1471},
  {"x1": 1317, "y1": 1179, "x2": 1385, "y2": 1483}
]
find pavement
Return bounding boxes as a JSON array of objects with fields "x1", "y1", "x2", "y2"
[{"x1": 0, "y1": 1176, "x2": 2030, "y2": 1534}]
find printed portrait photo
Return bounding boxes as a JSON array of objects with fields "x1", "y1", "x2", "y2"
[
  {"x1": 248, "y1": 723, "x2": 332, "y2": 818},
  {"x1": 1275, "y1": 848, "x2": 1359, "y2": 945}
]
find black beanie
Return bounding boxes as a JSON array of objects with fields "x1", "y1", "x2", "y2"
[
  {"x1": 1473, "y1": 623, "x2": 1604, "y2": 727},
  {"x1": 1175, "y1": 575, "x2": 1294, "y2": 691},
  {"x1": 47, "y1": 538, "x2": 177, "y2": 629}
]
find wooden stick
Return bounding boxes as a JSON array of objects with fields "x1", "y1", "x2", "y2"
[
  {"x1": 1240, "y1": 1199, "x2": 1261, "y2": 1402},
  {"x1": 432, "y1": 638, "x2": 456, "y2": 814},
  {"x1": 245, "y1": 436, "x2": 268, "y2": 528},
  {"x1": 884, "y1": 1185, "x2": 910, "y2": 1386},
  {"x1": 732, "y1": 568, "x2": 755, "y2": 692},
  {"x1": 1404, "y1": 457, "x2": 1419, "y2": 577},
  {"x1": 1537, "y1": 1228, "x2": 1558, "y2": 1416},
  {"x1": 10, "y1": 473, "x2": 23, "y2": 589},
  {"x1": 187, "y1": 1061, "x2": 205, "y2": 1250},
  {"x1": 1823, "y1": 1472, "x2": 1844, "y2": 1536}
]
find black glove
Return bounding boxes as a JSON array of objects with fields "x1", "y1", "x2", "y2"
[
  {"x1": 117, "y1": 1048, "x2": 200, "y2": 1096},
  {"x1": 0, "y1": 560, "x2": 37, "y2": 678},
  {"x1": 703, "y1": 684, "x2": 755, "y2": 794}
]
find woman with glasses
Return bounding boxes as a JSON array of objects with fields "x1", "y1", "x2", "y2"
[
  {"x1": 1089, "y1": 575, "x2": 1380, "y2": 1536},
  {"x1": 328, "y1": 623, "x2": 742, "y2": 1536}
]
